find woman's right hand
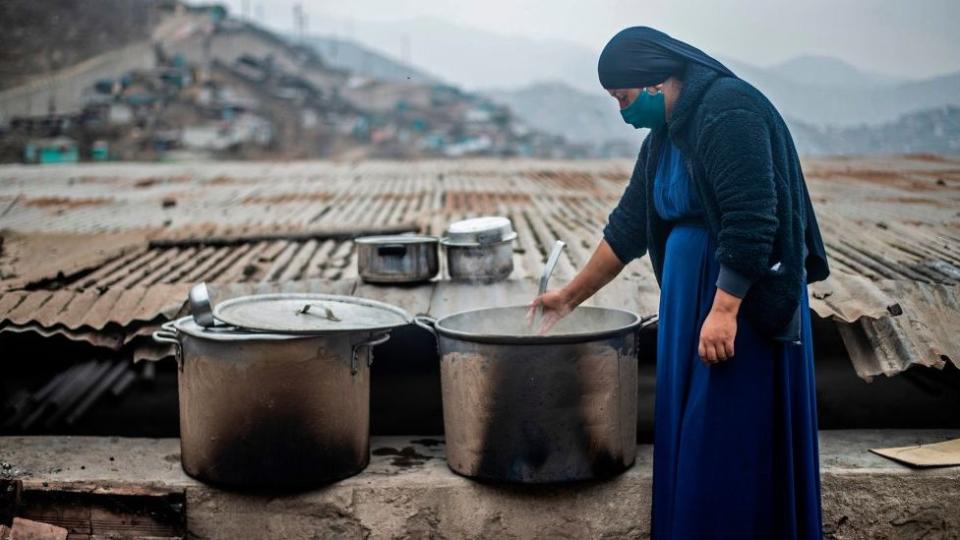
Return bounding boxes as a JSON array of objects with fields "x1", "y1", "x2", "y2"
[
  {"x1": 525, "y1": 239, "x2": 626, "y2": 335},
  {"x1": 527, "y1": 289, "x2": 575, "y2": 335}
]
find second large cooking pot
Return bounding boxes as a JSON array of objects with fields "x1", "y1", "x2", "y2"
[
  {"x1": 416, "y1": 306, "x2": 653, "y2": 483},
  {"x1": 152, "y1": 293, "x2": 411, "y2": 488}
]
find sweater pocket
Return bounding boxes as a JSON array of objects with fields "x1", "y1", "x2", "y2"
[{"x1": 741, "y1": 267, "x2": 802, "y2": 338}]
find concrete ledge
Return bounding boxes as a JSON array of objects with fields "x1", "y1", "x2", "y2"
[{"x1": 1, "y1": 430, "x2": 958, "y2": 539}]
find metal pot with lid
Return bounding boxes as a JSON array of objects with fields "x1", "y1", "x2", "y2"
[
  {"x1": 355, "y1": 235, "x2": 439, "y2": 284},
  {"x1": 152, "y1": 292, "x2": 411, "y2": 488},
  {"x1": 441, "y1": 216, "x2": 517, "y2": 282},
  {"x1": 415, "y1": 306, "x2": 656, "y2": 483}
]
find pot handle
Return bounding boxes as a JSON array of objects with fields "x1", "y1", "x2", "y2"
[
  {"x1": 476, "y1": 230, "x2": 501, "y2": 245},
  {"x1": 151, "y1": 320, "x2": 183, "y2": 369},
  {"x1": 377, "y1": 244, "x2": 408, "y2": 256},
  {"x1": 413, "y1": 314, "x2": 440, "y2": 356},
  {"x1": 413, "y1": 314, "x2": 438, "y2": 337},
  {"x1": 639, "y1": 314, "x2": 659, "y2": 329},
  {"x1": 351, "y1": 332, "x2": 391, "y2": 374}
]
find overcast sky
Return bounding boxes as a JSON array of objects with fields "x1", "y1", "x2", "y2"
[{"x1": 219, "y1": 0, "x2": 960, "y2": 79}]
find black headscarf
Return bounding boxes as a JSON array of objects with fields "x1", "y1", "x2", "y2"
[{"x1": 598, "y1": 26, "x2": 736, "y2": 89}]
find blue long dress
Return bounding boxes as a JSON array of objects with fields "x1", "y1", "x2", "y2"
[{"x1": 651, "y1": 141, "x2": 823, "y2": 539}]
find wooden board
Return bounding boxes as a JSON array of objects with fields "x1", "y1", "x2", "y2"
[
  {"x1": 870, "y1": 437, "x2": 960, "y2": 468},
  {"x1": 0, "y1": 517, "x2": 68, "y2": 540}
]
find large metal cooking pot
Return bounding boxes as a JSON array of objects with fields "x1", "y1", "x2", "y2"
[
  {"x1": 356, "y1": 235, "x2": 439, "y2": 284},
  {"x1": 415, "y1": 306, "x2": 654, "y2": 483},
  {"x1": 441, "y1": 217, "x2": 517, "y2": 282},
  {"x1": 152, "y1": 294, "x2": 410, "y2": 488}
]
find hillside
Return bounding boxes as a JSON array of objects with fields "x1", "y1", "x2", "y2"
[
  {"x1": 789, "y1": 106, "x2": 960, "y2": 156},
  {"x1": 301, "y1": 35, "x2": 441, "y2": 85},
  {"x1": 485, "y1": 82, "x2": 642, "y2": 152},
  {"x1": 0, "y1": 0, "x2": 157, "y2": 90},
  {"x1": 0, "y1": 4, "x2": 588, "y2": 161},
  {"x1": 297, "y1": 33, "x2": 641, "y2": 155},
  {"x1": 3, "y1": 6, "x2": 957, "y2": 160}
]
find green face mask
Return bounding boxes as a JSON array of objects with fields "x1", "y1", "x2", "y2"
[{"x1": 620, "y1": 88, "x2": 666, "y2": 129}]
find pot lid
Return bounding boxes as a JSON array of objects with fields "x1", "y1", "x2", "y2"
[
  {"x1": 443, "y1": 216, "x2": 517, "y2": 246},
  {"x1": 212, "y1": 293, "x2": 411, "y2": 334},
  {"x1": 172, "y1": 316, "x2": 298, "y2": 341},
  {"x1": 355, "y1": 234, "x2": 438, "y2": 245}
]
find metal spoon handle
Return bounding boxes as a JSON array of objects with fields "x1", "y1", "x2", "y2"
[
  {"x1": 534, "y1": 240, "x2": 566, "y2": 326},
  {"x1": 538, "y1": 240, "x2": 566, "y2": 297}
]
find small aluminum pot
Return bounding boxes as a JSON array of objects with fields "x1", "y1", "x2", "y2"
[
  {"x1": 356, "y1": 235, "x2": 439, "y2": 284},
  {"x1": 442, "y1": 239, "x2": 514, "y2": 282},
  {"x1": 153, "y1": 317, "x2": 389, "y2": 488},
  {"x1": 415, "y1": 306, "x2": 655, "y2": 483}
]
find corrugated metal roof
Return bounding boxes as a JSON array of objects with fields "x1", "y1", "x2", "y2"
[
  {"x1": 1, "y1": 156, "x2": 958, "y2": 379},
  {"x1": 810, "y1": 278, "x2": 959, "y2": 380},
  {"x1": 0, "y1": 285, "x2": 187, "y2": 330},
  {"x1": 800, "y1": 155, "x2": 960, "y2": 378}
]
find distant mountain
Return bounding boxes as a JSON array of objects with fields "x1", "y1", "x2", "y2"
[
  {"x1": 789, "y1": 106, "x2": 960, "y2": 156},
  {"x1": 488, "y1": 78, "x2": 960, "y2": 157},
  {"x1": 722, "y1": 58, "x2": 960, "y2": 126},
  {"x1": 485, "y1": 81, "x2": 643, "y2": 149},
  {"x1": 301, "y1": 35, "x2": 442, "y2": 85},
  {"x1": 327, "y1": 16, "x2": 601, "y2": 94},
  {"x1": 330, "y1": 17, "x2": 959, "y2": 128},
  {"x1": 765, "y1": 55, "x2": 898, "y2": 87},
  {"x1": 0, "y1": 0, "x2": 156, "y2": 90}
]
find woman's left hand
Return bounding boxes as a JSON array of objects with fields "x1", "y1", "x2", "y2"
[{"x1": 698, "y1": 289, "x2": 742, "y2": 364}]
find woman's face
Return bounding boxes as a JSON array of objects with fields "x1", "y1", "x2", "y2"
[{"x1": 607, "y1": 86, "x2": 664, "y2": 109}]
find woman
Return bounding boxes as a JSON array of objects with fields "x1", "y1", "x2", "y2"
[{"x1": 530, "y1": 27, "x2": 830, "y2": 539}]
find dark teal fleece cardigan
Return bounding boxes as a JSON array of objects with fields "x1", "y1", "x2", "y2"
[{"x1": 603, "y1": 63, "x2": 830, "y2": 337}]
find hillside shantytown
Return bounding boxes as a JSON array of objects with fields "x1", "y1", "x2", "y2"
[{"x1": 0, "y1": 2, "x2": 958, "y2": 539}]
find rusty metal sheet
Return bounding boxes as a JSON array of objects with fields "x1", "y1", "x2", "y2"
[
  {"x1": 4, "y1": 291, "x2": 54, "y2": 325},
  {"x1": 355, "y1": 282, "x2": 435, "y2": 316},
  {"x1": 0, "y1": 323, "x2": 125, "y2": 349},
  {"x1": 75, "y1": 288, "x2": 126, "y2": 329},
  {"x1": 0, "y1": 291, "x2": 27, "y2": 315},
  {"x1": 584, "y1": 276, "x2": 660, "y2": 319},
  {"x1": 0, "y1": 287, "x2": 180, "y2": 333},
  {"x1": 26, "y1": 290, "x2": 78, "y2": 324},
  {"x1": 204, "y1": 278, "x2": 357, "y2": 303},
  {"x1": 833, "y1": 281, "x2": 960, "y2": 380},
  {"x1": 128, "y1": 284, "x2": 190, "y2": 323},
  {"x1": 0, "y1": 157, "x2": 957, "y2": 379},
  {"x1": 132, "y1": 340, "x2": 176, "y2": 365},
  {"x1": 428, "y1": 279, "x2": 541, "y2": 318},
  {"x1": 0, "y1": 231, "x2": 146, "y2": 291},
  {"x1": 809, "y1": 272, "x2": 898, "y2": 323}
]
